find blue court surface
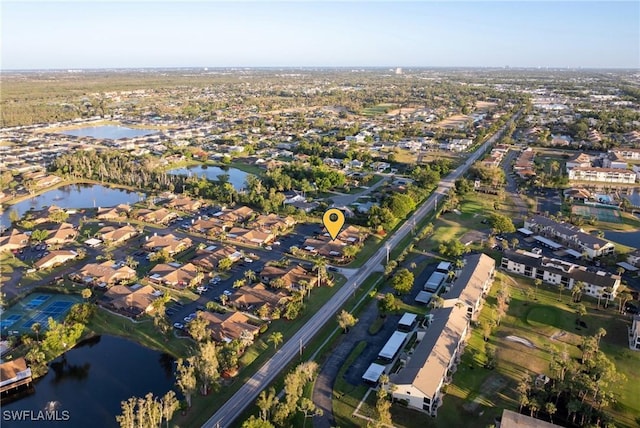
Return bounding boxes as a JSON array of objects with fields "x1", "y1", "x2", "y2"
[{"x1": 1, "y1": 293, "x2": 81, "y2": 335}]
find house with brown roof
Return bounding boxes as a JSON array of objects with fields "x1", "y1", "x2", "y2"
[
  {"x1": 99, "y1": 225, "x2": 138, "y2": 245},
  {"x1": 0, "y1": 357, "x2": 33, "y2": 395},
  {"x1": 259, "y1": 265, "x2": 317, "y2": 290},
  {"x1": 0, "y1": 229, "x2": 29, "y2": 252},
  {"x1": 167, "y1": 196, "x2": 202, "y2": 212},
  {"x1": 147, "y1": 262, "x2": 201, "y2": 289},
  {"x1": 200, "y1": 311, "x2": 260, "y2": 343},
  {"x1": 250, "y1": 214, "x2": 296, "y2": 234},
  {"x1": 213, "y1": 206, "x2": 254, "y2": 223},
  {"x1": 137, "y1": 208, "x2": 177, "y2": 225},
  {"x1": 191, "y1": 218, "x2": 225, "y2": 236},
  {"x1": 97, "y1": 204, "x2": 132, "y2": 220},
  {"x1": 102, "y1": 284, "x2": 160, "y2": 318},
  {"x1": 76, "y1": 261, "x2": 136, "y2": 287},
  {"x1": 34, "y1": 250, "x2": 78, "y2": 270},
  {"x1": 301, "y1": 237, "x2": 348, "y2": 259},
  {"x1": 44, "y1": 223, "x2": 77, "y2": 245},
  {"x1": 227, "y1": 227, "x2": 275, "y2": 245},
  {"x1": 143, "y1": 234, "x2": 192, "y2": 255},
  {"x1": 229, "y1": 283, "x2": 290, "y2": 313},
  {"x1": 191, "y1": 246, "x2": 242, "y2": 271}
]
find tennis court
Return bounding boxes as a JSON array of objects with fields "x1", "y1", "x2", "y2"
[
  {"x1": 571, "y1": 204, "x2": 622, "y2": 223},
  {"x1": 1, "y1": 293, "x2": 82, "y2": 335}
]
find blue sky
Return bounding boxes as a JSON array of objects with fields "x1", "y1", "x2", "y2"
[{"x1": 2, "y1": 1, "x2": 638, "y2": 69}]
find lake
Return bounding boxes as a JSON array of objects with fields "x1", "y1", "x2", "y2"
[
  {"x1": 1, "y1": 184, "x2": 145, "y2": 227},
  {"x1": 604, "y1": 230, "x2": 640, "y2": 248},
  {"x1": 61, "y1": 125, "x2": 157, "y2": 140},
  {"x1": 1, "y1": 335, "x2": 177, "y2": 428},
  {"x1": 168, "y1": 165, "x2": 252, "y2": 191}
]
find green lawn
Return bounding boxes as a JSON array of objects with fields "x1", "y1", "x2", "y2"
[{"x1": 86, "y1": 308, "x2": 193, "y2": 358}]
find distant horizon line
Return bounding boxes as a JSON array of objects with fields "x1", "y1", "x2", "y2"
[{"x1": 2, "y1": 65, "x2": 639, "y2": 73}]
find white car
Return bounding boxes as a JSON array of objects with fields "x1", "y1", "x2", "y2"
[
  {"x1": 244, "y1": 257, "x2": 253, "y2": 263},
  {"x1": 223, "y1": 290, "x2": 232, "y2": 296}
]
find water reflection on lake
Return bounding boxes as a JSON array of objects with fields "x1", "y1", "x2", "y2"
[
  {"x1": 1, "y1": 335, "x2": 177, "y2": 428},
  {"x1": 1, "y1": 184, "x2": 144, "y2": 227},
  {"x1": 61, "y1": 125, "x2": 157, "y2": 140},
  {"x1": 168, "y1": 165, "x2": 251, "y2": 191}
]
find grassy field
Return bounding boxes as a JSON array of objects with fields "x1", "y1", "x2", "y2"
[
  {"x1": 86, "y1": 307, "x2": 193, "y2": 358},
  {"x1": 419, "y1": 191, "x2": 515, "y2": 253},
  {"x1": 361, "y1": 104, "x2": 399, "y2": 116}
]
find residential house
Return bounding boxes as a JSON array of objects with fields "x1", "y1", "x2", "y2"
[
  {"x1": 259, "y1": 265, "x2": 318, "y2": 290},
  {"x1": 167, "y1": 196, "x2": 202, "y2": 212},
  {"x1": 137, "y1": 208, "x2": 178, "y2": 225},
  {"x1": 44, "y1": 223, "x2": 77, "y2": 245},
  {"x1": 524, "y1": 215, "x2": 615, "y2": 259},
  {"x1": 200, "y1": 311, "x2": 260, "y2": 343},
  {"x1": 148, "y1": 263, "x2": 201, "y2": 289},
  {"x1": 228, "y1": 283, "x2": 290, "y2": 313},
  {"x1": 34, "y1": 250, "x2": 78, "y2": 270},
  {"x1": 250, "y1": 214, "x2": 296, "y2": 234},
  {"x1": 282, "y1": 191, "x2": 306, "y2": 205},
  {"x1": 76, "y1": 261, "x2": 136, "y2": 287},
  {"x1": 102, "y1": 284, "x2": 160, "y2": 318},
  {"x1": 191, "y1": 246, "x2": 242, "y2": 271},
  {"x1": 191, "y1": 218, "x2": 226, "y2": 236},
  {"x1": 143, "y1": 234, "x2": 192, "y2": 255},
  {"x1": 97, "y1": 204, "x2": 132, "y2": 220},
  {"x1": 0, "y1": 229, "x2": 29, "y2": 252},
  {"x1": 442, "y1": 253, "x2": 495, "y2": 320},
  {"x1": 390, "y1": 305, "x2": 469, "y2": 416},
  {"x1": 213, "y1": 206, "x2": 254, "y2": 224},
  {"x1": 99, "y1": 225, "x2": 138, "y2": 245},
  {"x1": 226, "y1": 227, "x2": 274, "y2": 246},
  {"x1": 0, "y1": 357, "x2": 33, "y2": 396},
  {"x1": 501, "y1": 249, "x2": 621, "y2": 300},
  {"x1": 565, "y1": 153, "x2": 592, "y2": 171},
  {"x1": 301, "y1": 237, "x2": 348, "y2": 259},
  {"x1": 514, "y1": 148, "x2": 536, "y2": 179}
]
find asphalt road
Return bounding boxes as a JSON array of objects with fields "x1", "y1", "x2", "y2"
[{"x1": 201, "y1": 110, "x2": 523, "y2": 428}]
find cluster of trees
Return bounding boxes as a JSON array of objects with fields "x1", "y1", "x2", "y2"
[
  {"x1": 266, "y1": 163, "x2": 345, "y2": 193},
  {"x1": 115, "y1": 391, "x2": 179, "y2": 428},
  {"x1": 518, "y1": 330, "x2": 625, "y2": 427},
  {"x1": 391, "y1": 268, "x2": 414, "y2": 295},
  {"x1": 242, "y1": 361, "x2": 320, "y2": 428},
  {"x1": 174, "y1": 340, "x2": 220, "y2": 408},
  {"x1": 24, "y1": 305, "x2": 93, "y2": 377}
]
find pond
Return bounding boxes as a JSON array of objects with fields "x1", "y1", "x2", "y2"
[
  {"x1": 60, "y1": 125, "x2": 157, "y2": 140},
  {"x1": 1, "y1": 184, "x2": 145, "y2": 227},
  {"x1": 1, "y1": 335, "x2": 177, "y2": 428},
  {"x1": 168, "y1": 165, "x2": 252, "y2": 191},
  {"x1": 604, "y1": 230, "x2": 640, "y2": 248}
]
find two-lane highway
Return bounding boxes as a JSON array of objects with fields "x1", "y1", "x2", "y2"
[{"x1": 202, "y1": 109, "x2": 521, "y2": 428}]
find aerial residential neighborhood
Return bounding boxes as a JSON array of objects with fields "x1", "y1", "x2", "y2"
[{"x1": 1, "y1": 2, "x2": 639, "y2": 428}]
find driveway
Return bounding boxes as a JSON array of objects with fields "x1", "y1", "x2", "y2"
[{"x1": 325, "y1": 175, "x2": 390, "y2": 208}]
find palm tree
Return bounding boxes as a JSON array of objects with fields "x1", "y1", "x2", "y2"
[
  {"x1": 31, "y1": 322, "x2": 41, "y2": 342},
  {"x1": 571, "y1": 281, "x2": 584, "y2": 303},
  {"x1": 618, "y1": 290, "x2": 633, "y2": 314},
  {"x1": 244, "y1": 269, "x2": 256, "y2": 283},
  {"x1": 603, "y1": 287, "x2": 614, "y2": 308},
  {"x1": 233, "y1": 279, "x2": 246, "y2": 289},
  {"x1": 534, "y1": 279, "x2": 542, "y2": 300},
  {"x1": 545, "y1": 402, "x2": 557, "y2": 424},
  {"x1": 313, "y1": 257, "x2": 327, "y2": 287},
  {"x1": 558, "y1": 283, "x2": 566, "y2": 302},
  {"x1": 268, "y1": 332, "x2": 283, "y2": 350},
  {"x1": 219, "y1": 294, "x2": 228, "y2": 306}
]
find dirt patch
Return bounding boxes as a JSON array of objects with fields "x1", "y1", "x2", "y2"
[
  {"x1": 475, "y1": 101, "x2": 497, "y2": 112},
  {"x1": 437, "y1": 114, "x2": 471, "y2": 129}
]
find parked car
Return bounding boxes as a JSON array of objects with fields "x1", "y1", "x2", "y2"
[
  {"x1": 173, "y1": 322, "x2": 184, "y2": 329},
  {"x1": 244, "y1": 257, "x2": 254, "y2": 263},
  {"x1": 196, "y1": 286, "x2": 209, "y2": 293},
  {"x1": 223, "y1": 289, "x2": 232, "y2": 296}
]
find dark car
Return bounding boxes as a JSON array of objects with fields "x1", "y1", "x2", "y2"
[{"x1": 624, "y1": 302, "x2": 639, "y2": 315}]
